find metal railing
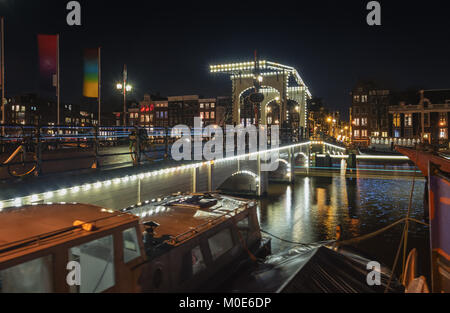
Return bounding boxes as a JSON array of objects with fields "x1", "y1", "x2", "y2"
[
  {"x1": 0, "y1": 124, "x2": 173, "y2": 177},
  {"x1": 0, "y1": 124, "x2": 306, "y2": 178}
]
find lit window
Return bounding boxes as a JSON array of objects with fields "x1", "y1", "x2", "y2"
[
  {"x1": 354, "y1": 118, "x2": 360, "y2": 126},
  {"x1": 211, "y1": 103, "x2": 215, "y2": 108},
  {"x1": 200, "y1": 112, "x2": 204, "y2": 119},
  {"x1": 393, "y1": 114, "x2": 401, "y2": 127},
  {"x1": 382, "y1": 132, "x2": 388, "y2": 138},
  {"x1": 439, "y1": 112, "x2": 447, "y2": 127},
  {"x1": 354, "y1": 130, "x2": 360, "y2": 137},
  {"x1": 353, "y1": 95, "x2": 360, "y2": 102},
  {"x1": 361, "y1": 118, "x2": 367, "y2": 126},
  {"x1": 405, "y1": 114, "x2": 413, "y2": 127},
  {"x1": 211, "y1": 112, "x2": 215, "y2": 119},
  {"x1": 440, "y1": 128, "x2": 448, "y2": 139},
  {"x1": 361, "y1": 130, "x2": 368, "y2": 137},
  {"x1": 205, "y1": 112, "x2": 209, "y2": 119},
  {"x1": 361, "y1": 95, "x2": 368, "y2": 103}
]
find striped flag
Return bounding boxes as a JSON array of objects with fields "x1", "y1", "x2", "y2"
[
  {"x1": 83, "y1": 48, "x2": 99, "y2": 98},
  {"x1": 37, "y1": 34, "x2": 58, "y2": 90}
]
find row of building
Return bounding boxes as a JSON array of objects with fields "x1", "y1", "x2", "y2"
[
  {"x1": 0, "y1": 93, "x2": 232, "y2": 130},
  {"x1": 4, "y1": 83, "x2": 450, "y2": 148},
  {"x1": 350, "y1": 82, "x2": 450, "y2": 148},
  {"x1": 123, "y1": 94, "x2": 232, "y2": 129}
]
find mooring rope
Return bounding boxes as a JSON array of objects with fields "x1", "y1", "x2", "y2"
[
  {"x1": 261, "y1": 216, "x2": 429, "y2": 249},
  {"x1": 385, "y1": 148, "x2": 419, "y2": 293}
]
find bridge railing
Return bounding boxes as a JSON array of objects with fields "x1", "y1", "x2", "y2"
[{"x1": 0, "y1": 124, "x2": 306, "y2": 178}]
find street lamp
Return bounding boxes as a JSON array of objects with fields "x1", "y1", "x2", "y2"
[{"x1": 116, "y1": 64, "x2": 132, "y2": 126}]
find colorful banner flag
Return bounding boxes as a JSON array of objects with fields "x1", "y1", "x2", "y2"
[
  {"x1": 428, "y1": 162, "x2": 450, "y2": 293},
  {"x1": 83, "y1": 48, "x2": 99, "y2": 98},
  {"x1": 37, "y1": 34, "x2": 58, "y2": 90}
]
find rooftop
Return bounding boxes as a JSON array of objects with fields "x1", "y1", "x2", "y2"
[{"x1": 422, "y1": 89, "x2": 450, "y2": 105}]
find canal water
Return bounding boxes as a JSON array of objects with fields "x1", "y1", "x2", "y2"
[{"x1": 258, "y1": 165, "x2": 431, "y2": 280}]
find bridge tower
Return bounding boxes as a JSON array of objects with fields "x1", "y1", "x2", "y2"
[{"x1": 210, "y1": 59, "x2": 312, "y2": 137}]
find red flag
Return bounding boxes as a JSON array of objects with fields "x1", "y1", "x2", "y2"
[{"x1": 38, "y1": 34, "x2": 57, "y2": 90}]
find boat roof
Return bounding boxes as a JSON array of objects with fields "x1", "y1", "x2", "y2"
[
  {"x1": 123, "y1": 193, "x2": 254, "y2": 245},
  {"x1": 0, "y1": 203, "x2": 139, "y2": 263}
]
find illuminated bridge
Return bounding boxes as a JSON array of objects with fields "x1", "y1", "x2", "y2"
[
  {"x1": 210, "y1": 59, "x2": 311, "y2": 137},
  {"x1": 0, "y1": 128, "x2": 350, "y2": 211},
  {"x1": 0, "y1": 124, "x2": 411, "y2": 212}
]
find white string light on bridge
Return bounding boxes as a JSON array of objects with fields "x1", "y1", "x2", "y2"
[{"x1": 0, "y1": 141, "x2": 341, "y2": 210}]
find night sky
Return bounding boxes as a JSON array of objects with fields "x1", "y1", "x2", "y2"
[{"x1": 1, "y1": 0, "x2": 449, "y2": 119}]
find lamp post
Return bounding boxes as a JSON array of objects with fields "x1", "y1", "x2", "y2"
[{"x1": 116, "y1": 64, "x2": 132, "y2": 126}]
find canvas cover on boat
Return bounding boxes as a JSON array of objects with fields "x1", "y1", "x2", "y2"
[{"x1": 221, "y1": 246, "x2": 404, "y2": 293}]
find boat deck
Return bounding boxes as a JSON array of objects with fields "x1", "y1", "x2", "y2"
[{"x1": 122, "y1": 193, "x2": 254, "y2": 245}]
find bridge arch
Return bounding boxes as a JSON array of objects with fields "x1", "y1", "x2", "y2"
[{"x1": 216, "y1": 170, "x2": 260, "y2": 195}]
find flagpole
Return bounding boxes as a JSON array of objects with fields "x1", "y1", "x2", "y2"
[
  {"x1": 123, "y1": 64, "x2": 127, "y2": 127},
  {"x1": 1, "y1": 17, "x2": 5, "y2": 132},
  {"x1": 57, "y1": 34, "x2": 60, "y2": 125},
  {"x1": 98, "y1": 47, "x2": 101, "y2": 126}
]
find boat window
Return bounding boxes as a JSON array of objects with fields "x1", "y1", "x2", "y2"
[
  {"x1": 0, "y1": 255, "x2": 53, "y2": 293},
  {"x1": 208, "y1": 228, "x2": 234, "y2": 261},
  {"x1": 237, "y1": 217, "x2": 250, "y2": 241},
  {"x1": 123, "y1": 227, "x2": 141, "y2": 263},
  {"x1": 68, "y1": 235, "x2": 115, "y2": 293},
  {"x1": 191, "y1": 246, "x2": 206, "y2": 275}
]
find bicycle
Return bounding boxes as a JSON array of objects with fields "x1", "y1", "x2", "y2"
[
  {"x1": 2, "y1": 138, "x2": 37, "y2": 177},
  {"x1": 129, "y1": 129, "x2": 155, "y2": 165}
]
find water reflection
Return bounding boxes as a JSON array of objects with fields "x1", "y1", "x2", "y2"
[{"x1": 258, "y1": 172, "x2": 429, "y2": 275}]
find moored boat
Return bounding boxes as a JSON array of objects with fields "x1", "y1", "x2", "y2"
[{"x1": 0, "y1": 193, "x2": 270, "y2": 293}]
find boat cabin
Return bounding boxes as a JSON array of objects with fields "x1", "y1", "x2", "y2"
[{"x1": 0, "y1": 193, "x2": 265, "y2": 293}]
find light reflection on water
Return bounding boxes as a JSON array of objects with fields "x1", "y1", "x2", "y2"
[{"x1": 258, "y1": 172, "x2": 430, "y2": 277}]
